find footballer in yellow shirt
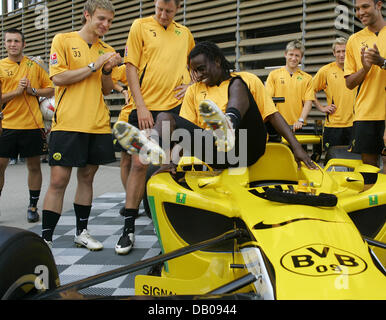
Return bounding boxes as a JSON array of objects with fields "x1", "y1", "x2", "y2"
[
  {"x1": 344, "y1": 0, "x2": 385, "y2": 169},
  {"x1": 265, "y1": 40, "x2": 315, "y2": 131},
  {"x1": 42, "y1": 2, "x2": 122, "y2": 250},
  {"x1": 313, "y1": 38, "x2": 356, "y2": 150},
  {"x1": 0, "y1": 28, "x2": 55, "y2": 223},
  {"x1": 133, "y1": 41, "x2": 316, "y2": 170}
]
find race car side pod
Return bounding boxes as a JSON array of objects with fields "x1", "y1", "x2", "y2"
[
  {"x1": 34, "y1": 228, "x2": 249, "y2": 300},
  {"x1": 363, "y1": 237, "x2": 386, "y2": 249}
]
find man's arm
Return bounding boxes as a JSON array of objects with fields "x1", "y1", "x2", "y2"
[
  {"x1": 313, "y1": 96, "x2": 336, "y2": 114},
  {"x1": 25, "y1": 87, "x2": 54, "y2": 98},
  {"x1": 52, "y1": 52, "x2": 117, "y2": 87},
  {"x1": 126, "y1": 62, "x2": 154, "y2": 129},
  {"x1": 1, "y1": 78, "x2": 28, "y2": 104},
  {"x1": 345, "y1": 46, "x2": 372, "y2": 89},
  {"x1": 293, "y1": 100, "x2": 313, "y2": 131},
  {"x1": 267, "y1": 111, "x2": 317, "y2": 169},
  {"x1": 113, "y1": 83, "x2": 129, "y2": 105},
  {"x1": 101, "y1": 53, "x2": 122, "y2": 95}
]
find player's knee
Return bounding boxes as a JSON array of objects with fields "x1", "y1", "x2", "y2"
[{"x1": 131, "y1": 156, "x2": 149, "y2": 172}]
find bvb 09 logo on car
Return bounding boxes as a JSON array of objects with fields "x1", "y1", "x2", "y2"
[{"x1": 280, "y1": 244, "x2": 367, "y2": 276}]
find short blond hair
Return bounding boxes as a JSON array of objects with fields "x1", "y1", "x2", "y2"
[
  {"x1": 81, "y1": 0, "x2": 115, "y2": 24},
  {"x1": 285, "y1": 40, "x2": 305, "y2": 56},
  {"x1": 332, "y1": 37, "x2": 347, "y2": 52}
]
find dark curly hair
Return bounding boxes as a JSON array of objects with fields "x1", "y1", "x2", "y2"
[{"x1": 188, "y1": 41, "x2": 234, "y2": 75}]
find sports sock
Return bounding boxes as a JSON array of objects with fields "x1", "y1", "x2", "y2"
[
  {"x1": 74, "y1": 203, "x2": 92, "y2": 235},
  {"x1": 42, "y1": 210, "x2": 61, "y2": 241},
  {"x1": 122, "y1": 208, "x2": 139, "y2": 236},
  {"x1": 225, "y1": 107, "x2": 241, "y2": 129},
  {"x1": 29, "y1": 190, "x2": 41, "y2": 208}
]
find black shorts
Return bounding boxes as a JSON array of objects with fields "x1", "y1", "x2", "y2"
[
  {"x1": 323, "y1": 126, "x2": 353, "y2": 150},
  {"x1": 349, "y1": 121, "x2": 385, "y2": 155},
  {"x1": 48, "y1": 131, "x2": 116, "y2": 167},
  {"x1": 0, "y1": 128, "x2": 47, "y2": 158},
  {"x1": 114, "y1": 105, "x2": 181, "y2": 152}
]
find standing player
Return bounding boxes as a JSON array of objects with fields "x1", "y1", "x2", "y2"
[
  {"x1": 344, "y1": 0, "x2": 385, "y2": 170},
  {"x1": 313, "y1": 37, "x2": 356, "y2": 151},
  {"x1": 41, "y1": 0, "x2": 121, "y2": 249},
  {"x1": 113, "y1": 0, "x2": 194, "y2": 255},
  {"x1": 0, "y1": 28, "x2": 54, "y2": 223},
  {"x1": 266, "y1": 40, "x2": 315, "y2": 131}
]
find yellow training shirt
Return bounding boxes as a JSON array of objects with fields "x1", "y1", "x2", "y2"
[
  {"x1": 0, "y1": 56, "x2": 53, "y2": 129},
  {"x1": 344, "y1": 26, "x2": 386, "y2": 121},
  {"x1": 265, "y1": 67, "x2": 315, "y2": 125},
  {"x1": 124, "y1": 16, "x2": 195, "y2": 112},
  {"x1": 112, "y1": 64, "x2": 128, "y2": 85},
  {"x1": 313, "y1": 62, "x2": 356, "y2": 127},
  {"x1": 112, "y1": 64, "x2": 134, "y2": 122},
  {"x1": 180, "y1": 72, "x2": 278, "y2": 128},
  {"x1": 49, "y1": 32, "x2": 115, "y2": 134}
]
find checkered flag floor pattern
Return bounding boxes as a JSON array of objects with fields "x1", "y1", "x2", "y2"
[{"x1": 29, "y1": 192, "x2": 160, "y2": 297}]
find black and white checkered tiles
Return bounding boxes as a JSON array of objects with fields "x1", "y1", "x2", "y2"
[{"x1": 29, "y1": 193, "x2": 160, "y2": 297}]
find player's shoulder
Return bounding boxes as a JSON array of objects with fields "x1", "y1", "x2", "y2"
[
  {"x1": 297, "y1": 69, "x2": 313, "y2": 80},
  {"x1": 53, "y1": 31, "x2": 77, "y2": 41},
  {"x1": 0, "y1": 57, "x2": 9, "y2": 66},
  {"x1": 269, "y1": 67, "x2": 285, "y2": 76},
  {"x1": 318, "y1": 62, "x2": 334, "y2": 73},
  {"x1": 133, "y1": 16, "x2": 154, "y2": 28},
  {"x1": 172, "y1": 20, "x2": 191, "y2": 33},
  {"x1": 98, "y1": 39, "x2": 115, "y2": 52},
  {"x1": 234, "y1": 71, "x2": 261, "y2": 83}
]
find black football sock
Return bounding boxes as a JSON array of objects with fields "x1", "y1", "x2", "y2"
[
  {"x1": 122, "y1": 208, "x2": 139, "y2": 236},
  {"x1": 74, "y1": 203, "x2": 92, "y2": 235},
  {"x1": 225, "y1": 107, "x2": 242, "y2": 129},
  {"x1": 29, "y1": 190, "x2": 41, "y2": 208},
  {"x1": 42, "y1": 210, "x2": 61, "y2": 242}
]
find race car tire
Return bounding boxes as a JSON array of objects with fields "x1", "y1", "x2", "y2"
[
  {"x1": 324, "y1": 145, "x2": 361, "y2": 166},
  {"x1": 0, "y1": 226, "x2": 59, "y2": 299},
  {"x1": 264, "y1": 188, "x2": 337, "y2": 207}
]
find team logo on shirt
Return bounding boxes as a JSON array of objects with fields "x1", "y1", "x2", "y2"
[
  {"x1": 50, "y1": 53, "x2": 58, "y2": 65},
  {"x1": 26, "y1": 60, "x2": 34, "y2": 68},
  {"x1": 297, "y1": 76, "x2": 303, "y2": 81},
  {"x1": 149, "y1": 29, "x2": 157, "y2": 37},
  {"x1": 53, "y1": 153, "x2": 62, "y2": 161},
  {"x1": 175, "y1": 29, "x2": 181, "y2": 36}
]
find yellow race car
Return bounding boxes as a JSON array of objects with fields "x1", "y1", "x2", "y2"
[
  {"x1": 137, "y1": 142, "x2": 385, "y2": 300},
  {"x1": 1, "y1": 143, "x2": 384, "y2": 300}
]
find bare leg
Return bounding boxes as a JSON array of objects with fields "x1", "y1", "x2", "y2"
[
  {"x1": 74, "y1": 165, "x2": 99, "y2": 206},
  {"x1": 0, "y1": 157, "x2": 9, "y2": 192},
  {"x1": 43, "y1": 166, "x2": 72, "y2": 214},
  {"x1": 26, "y1": 155, "x2": 42, "y2": 191},
  {"x1": 120, "y1": 152, "x2": 132, "y2": 190},
  {"x1": 125, "y1": 154, "x2": 148, "y2": 209}
]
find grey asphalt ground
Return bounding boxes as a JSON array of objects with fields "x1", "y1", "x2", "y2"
[{"x1": 0, "y1": 160, "x2": 124, "y2": 231}]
